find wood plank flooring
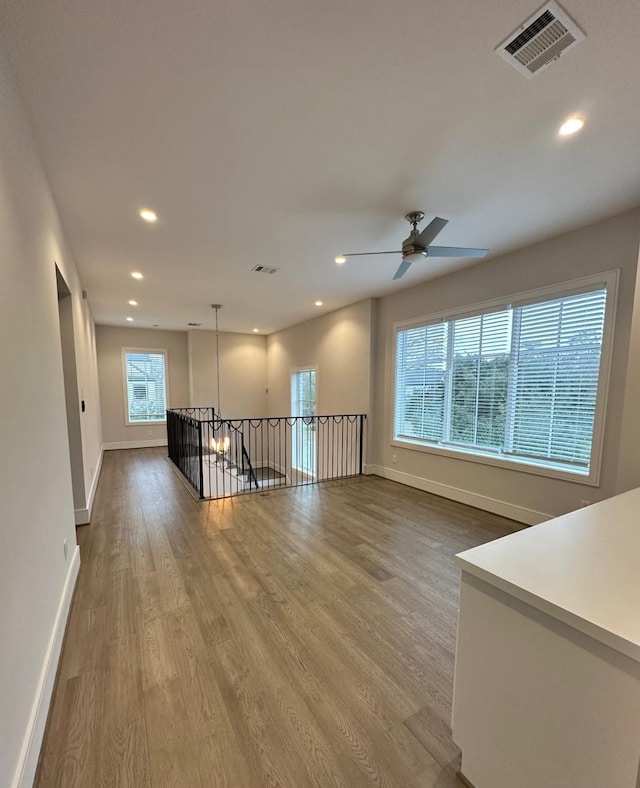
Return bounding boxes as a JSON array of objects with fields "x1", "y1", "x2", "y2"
[{"x1": 36, "y1": 448, "x2": 520, "y2": 787}]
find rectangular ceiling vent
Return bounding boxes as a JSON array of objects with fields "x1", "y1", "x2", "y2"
[
  {"x1": 252, "y1": 264, "x2": 279, "y2": 274},
  {"x1": 496, "y1": 1, "x2": 585, "y2": 78}
]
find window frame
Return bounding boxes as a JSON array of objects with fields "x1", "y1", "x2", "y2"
[
  {"x1": 290, "y1": 366, "x2": 318, "y2": 478},
  {"x1": 391, "y1": 271, "x2": 619, "y2": 486},
  {"x1": 121, "y1": 347, "x2": 170, "y2": 427},
  {"x1": 290, "y1": 365, "x2": 318, "y2": 418}
]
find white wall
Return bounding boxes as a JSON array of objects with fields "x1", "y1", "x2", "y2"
[
  {"x1": 266, "y1": 299, "x2": 375, "y2": 417},
  {"x1": 615, "y1": 242, "x2": 640, "y2": 494},
  {"x1": 96, "y1": 326, "x2": 189, "y2": 448},
  {"x1": 373, "y1": 209, "x2": 640, "y2": 522},
  {"x1": 97, "y1": 307, "x2": 374, "y2": 448},
  {"x1": 0, "y1": 44, "x2": 101, "y2": 788},
  {"x1": 188, "y1": 329, "x2": 267, "y2": 418}
]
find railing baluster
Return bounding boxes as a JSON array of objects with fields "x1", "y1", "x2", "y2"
[{"x1": 197, "y1": 421, "x2": 204, "y2": 498}]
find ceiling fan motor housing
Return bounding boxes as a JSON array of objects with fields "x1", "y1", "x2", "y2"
[
  {"x1": 402, "y1": 211, "x2": 427, "y2": 259},
  {"x1": 402, "y1": 232, "x2": 427, "y2": 260}
]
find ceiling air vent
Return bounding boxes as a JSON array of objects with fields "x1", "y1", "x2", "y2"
[
  {"x1": 496, "y1": 1, "x2": 585, "y2": 78},
  {"x1": 252, "y1": 264, "x2": 279, "y2": 274}
]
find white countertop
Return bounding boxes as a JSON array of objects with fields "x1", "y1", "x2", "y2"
[{"x1": 455, "y1": 487, "x2": 640, "y2": 662}]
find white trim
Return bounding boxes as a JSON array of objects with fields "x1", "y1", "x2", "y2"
[
  {"x1": 368, "y1": 464, "x2": 550, "y2": 525},
  {"x1": 74, "y1": 508, "x2": 88, "y2": 525},
  {"x1": 86, "y1": 445, "x2": 104, "y2": 518},
  {"x1": 12, "y1": 545, "x2": 81, "y2": 788},
  {"x1": 74, "y1": 446, "x2": 104, "y2": 524},
  {"x1": 124, "y1": 420, "x2": 166, "y2": 427},
  {"x1": 104, "y1": 439, "x2": 167, "y2": 450},
  {"x1": 121, "y1": 346, "x2": 169, "y2": 427},
  {"x1": 289, "y1": 364, "x2": 318, "y2": 416}
]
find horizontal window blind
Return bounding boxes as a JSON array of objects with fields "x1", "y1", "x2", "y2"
[
  {"x1": 394, "y1": 282, "x2": 609, "y2": 475},
  {"x1": 448, "y1": 310, "x2": 511, "y2": 449},
  {"x1": 506, "y1": 289, "x2": 606, "y2": 467},
  {"x1": 124, "y1": 351, "x2": 167, "y2": 423},
  {"x1": 395, "y1": 322, "x2": 447, "y2": 442}
]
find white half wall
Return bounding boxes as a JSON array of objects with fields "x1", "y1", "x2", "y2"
[{"x1": 0, "y1": 43, "x2": 101, "y2": 788}]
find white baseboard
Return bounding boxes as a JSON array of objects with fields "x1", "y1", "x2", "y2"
[
  {"x1": 74, "y1": 507, "x2": 88, "y2": 525},
  {"x1": 74, "y1": 446, "x2": 105, "y2": 525},
  {"x1": 103, "y1": 439, "x2": 168, "y2": 450},
  {"x1": 12, "y1": 545, "x2": 81, "y2": 788},
  {"x1": 368, "y1": 465, "x2": 550, "y2": 525}
]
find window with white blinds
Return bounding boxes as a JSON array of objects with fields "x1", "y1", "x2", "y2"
[
  {"x1": 394, "y1": 277, "x2": 613, "y2": 478},
  {"x1": 123, "y1": 349, "x2": 168, "y2": 424},
  {"x1": 395, "y1": 322, "x2": 447, "y2": 443}
]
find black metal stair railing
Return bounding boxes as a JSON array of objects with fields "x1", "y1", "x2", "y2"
[
  {"x1": 167, "y1": 409, "x2": 366, "y2": 500},
  {"x1": 166, "y1": 408, "x2": 204, "y2": 495},
  {"x1": 241, "y1": 441, "x2": 259, "y2": 490}
]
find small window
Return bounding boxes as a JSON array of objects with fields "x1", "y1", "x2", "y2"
[{"x1": 122, "y1": 349, "x2": 168, "y2": 425}]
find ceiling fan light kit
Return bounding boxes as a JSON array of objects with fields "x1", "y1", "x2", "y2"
[{"x1": 337, "y1": 211, "x2": 489, "y2": 280}]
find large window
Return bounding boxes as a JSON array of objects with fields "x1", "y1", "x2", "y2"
[
  {"x1": 122, "y1": 348, "x2": 168, "y2": 424},
  {"x1": 394, "y1": 275, "x2": 616, "y2": 480}
]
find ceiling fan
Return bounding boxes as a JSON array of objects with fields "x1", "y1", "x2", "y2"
[{"x1": 336, "y1": 211, "x2": 489, "y2": 280}]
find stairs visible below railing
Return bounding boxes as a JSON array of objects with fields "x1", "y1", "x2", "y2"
[
  {"x1": 167, "y1": 409, "x2": 366, "y2": 500},
  {"x1": 241, "y1": 442, "x2": 259, "y2": 490}
]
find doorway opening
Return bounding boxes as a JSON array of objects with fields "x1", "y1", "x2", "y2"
[{"x1": 56, "y1": 267, "x2": 86, "y2": 521}]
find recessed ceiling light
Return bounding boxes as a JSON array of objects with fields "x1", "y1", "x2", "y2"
[
  {"x1": 315, "y1": 300, "x2": 323, "y2": 306},
  {"x1": 252, "y1": 328, "x2": 260, "y2": 333},
  {"x1": 128, "y1": 299, "x2": 138, "y2": 306},
  {"x1": 559, "y1": 116, "x2": 584, "y2": 136},
  {"x1": 126, "y1": 316, "x2": 134, "y2": 322},
  {"x1": 335, "y1": 256, "x2": 346, "y2": 265},
  {"x1": 139, "y1": 209, "x2": 157, "y2": 223},
  {"x1": 131, "y1": 271, "x2": 143, "y2": 280}
]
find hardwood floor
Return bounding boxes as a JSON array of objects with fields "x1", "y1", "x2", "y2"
[{"x1": 36, "y1": 448, "x2": 519, "y2": 787}]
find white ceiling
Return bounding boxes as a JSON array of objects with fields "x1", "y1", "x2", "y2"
[{"x1": 1, "y1": 0, "x2": 639, "y2": 334}]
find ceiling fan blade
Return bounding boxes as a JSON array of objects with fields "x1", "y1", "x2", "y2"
[
  {"x1": 416, "y1": 216, "x2": 448, "y2": 248},
  {"x1": 341, "y1": 251, "x2": 403, "y2": 257},
  {"x1": 393, "y1": 260, "x2": 412, "y2": 280},
  {"x1": 426, "y1": 245, "x2": 489, "y2": 258}
]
